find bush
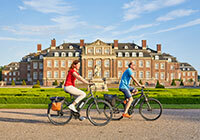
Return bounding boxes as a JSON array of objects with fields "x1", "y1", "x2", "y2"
[
  {"x1": 139, "y1": 80, "x2": 143, "y2": 85},
  {"x1": 171, "y1": 79, "x2": 176, "y2": 86},
  {"x1": 180, "y1": 80, "x2": 184, "y2": 86},
  {"x1": 22, "y1": 80, "x2": 26, "y2": 86},
  {"x1": 53, "y1": 80, "x2": 58, "y2": 86},
  {"x1": 11, "y1": 80, "x2": 15, "y2": 86},
  {"x1": 32, "y1": 84, "x2": 40, "y2": 88},
  {"x1": 155, "y1": 80, "x2": 165, "y2": 88},
  {"x1": 37, "y1": 80, "x2": 40, "y2": 85}
]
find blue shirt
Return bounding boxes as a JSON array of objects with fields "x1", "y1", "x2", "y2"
[{"x1": 119, "y1": 68, "x2": 133, "y2": 90}]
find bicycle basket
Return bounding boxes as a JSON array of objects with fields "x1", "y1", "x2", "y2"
[
  {"x1": 50, "y1": 97, "x2": 65, "y2": 111},
  {"x1": 104, "y1": 94, "x2": 117, "y2": 106}
]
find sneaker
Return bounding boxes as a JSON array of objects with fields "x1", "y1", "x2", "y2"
[
  {"x1": 68, "y1": 104, "x2": 78, "y2": 112},
  {"x1": 122, "y1": 113, "x2": 131, "y2": 118},
  {"x1": 79, "y1": 116, "x2": 86, "y2": 121}
]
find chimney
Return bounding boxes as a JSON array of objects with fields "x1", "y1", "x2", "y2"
[
  {"x1": 142, "y1": 40, "x2": 146, "y2": 50},
  {"x1": 157, "y1": 44, "x2": 161, "y2": 53},
  {"x1": 37, "y1": 44, "x2": 42, "y2": 53},
  {"x1": 80, "y1": 39, "x2": 84, "y2": 48},
  {"x1": 114, "y1": 40, "x2": 118, "y2": 49},
  {"x1": 51, "y1": 38, "x2": 56, "y2": 49}
]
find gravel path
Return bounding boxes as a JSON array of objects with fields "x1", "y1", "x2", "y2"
[{"x1": 0, "y1": 109, "x2": 200, "y2": 140}]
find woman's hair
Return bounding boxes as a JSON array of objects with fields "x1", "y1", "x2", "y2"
[{"x1": 69, "y1": 60, "x2": 80, "y2": 71}]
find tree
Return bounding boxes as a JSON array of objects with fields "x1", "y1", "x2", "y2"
[
  {"x1": 53, "y1": 80, "x2": 58, "y2": 86},
  {"x1": 155, "y1": 80, "x2": 165, "y2": 88},
  {"x1": 0, "y1": 66, "x2": 3, "y2": 81},
  {"x1": 171, "y1": 79, "x2": 176, "y2": 86},
  {"x1": 139, "y1": 80, "x2": 143, "y2": 85},
  {"x1": 180, "y1": 80, "x2": 184, "y2": 86},
  {"x1": 22, "y1": 80, "x2": 26, "y2": 85},
  {"x1": 11, "y1": 80, "x2": 15, "y2": 86}
]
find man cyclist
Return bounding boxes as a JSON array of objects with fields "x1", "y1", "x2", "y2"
[{"x1": 119, "y1": 62, "x2": 145, "y2": 118}]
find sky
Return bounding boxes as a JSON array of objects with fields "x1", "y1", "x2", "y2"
[{"x1": 0, "y1": 0, "x2": 200, "y2": 74}]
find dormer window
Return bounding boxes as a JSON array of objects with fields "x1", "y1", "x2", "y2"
[
  {"x1": 75, "y1": 52, "x2": 79, "y2": 57},
  {"x1": 69, "y1": 45, "x2": 73, "y2": 49},
  {"x1": 27, "y1": 58, "x2": 31, "y2": 62},
  {"x1": 132, "y1": 52, "x2": 136, "y2": 57},
  {"x1": 135, "y1": 46, "x2": 138, "y2": 49},
  {"x1": 183, "y1": 68, "x2": 185, "y2": 71},
  {"x1": 139, "y1": 52, "x2": 143, "y2": 57},
  {"x1": 60, "y1": 45, "x2": 63, "y2": 49},
  {"x1": 155, "y1": 55, "x2": 159, "y2": 60},
  {"x1": 68, "y1": 52, "x2": 73, "y2": 57},
  {"x1": 187, "y1": 68, "x2": 190, "y2": 71},
  {"x1": 168, "y1": 58, "x2": 172, "y2": 62},
  {"x1": 54, "y1": 52, "x2": 59, "y2": 57},
  {"x1": 125, "y1": 52, "x2": 129, "y2": 57},
  {"x1": 47, "y1": 49, "x2": 50, "y2": 52},
  {"x1": 124, "y1": 45, "x2": 128, "y2": 49},
  {"x1": 39, "y1": 55, "x2": 43, "y2": 59},
  {"x1": 118, "y1": 52, "x2": 122, "y2": 57},
  {"x1": 15, "y1": 67, "x2": 18, "y2": 70},
  {"x1": 61, "y1": 52, "x2": 66, "y2": 57},
  {"x1": 10, "y1": 67, "x2": 12, "y2": 70}
]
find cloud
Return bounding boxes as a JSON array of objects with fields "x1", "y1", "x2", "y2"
[
  {"x1": 122, "y1": 0, "x2": 187, "y2": 21},
  {"x1": 156, "y1": 9, "x2": 198, "y2": 21},
  {"x1": 153, "y1": 18, "x2": 200, "y2": 34},
  {"x1": 20, "y1": 0, "x2": 73, "y2": 14},
  {"x1": 112, "y1": 23, "x2": 158, "y2": 36}
]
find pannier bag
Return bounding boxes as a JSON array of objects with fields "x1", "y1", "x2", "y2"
[
  {"x1": 50, "y1": 97, "x2": 65, "y2": 111},
  {"x1": 104, "y1": 94, "x2": 117, "y2": 106}
]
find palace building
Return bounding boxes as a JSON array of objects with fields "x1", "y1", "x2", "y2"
[{"x1": 2, "y1": 38, "x2": 198, "y2": 86}]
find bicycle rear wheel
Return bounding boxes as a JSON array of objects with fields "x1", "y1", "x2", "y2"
[
  {"x1": 139, "y1": 98, "x2": 162, "y2": 121},
  {"x1": 87, "y1": 100, "x2": 113, "y2": 126},
  {"x1": 47, "y1": 102, "x2": 72, "y2": 125}
]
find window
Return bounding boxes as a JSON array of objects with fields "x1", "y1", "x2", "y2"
[
  {"x1": 4, "y1": 72, "x2": 7, "y2": 76},
  {"x1": 88, "y1": 48, "x2": 93, "y2": 53},
  {"x1": 54, "y1": 60, "x2": 59, "y2": 67},
  {"x1": 9, "y1": 72, "x2": 12, "y2": 76},
  {"x1": 171, "y1": 65, "x2": 174, "y2": 70},
  {"x1": 96, "y1": 60, "x2": 101, "y2": 66},
  {"x1": 61, "y1": 60, "x2": 65, "y2": 67},
  {"x1": 125, "y1": 52, "x2": 129, "y2": 57},
  {"x1": 161, "y1": 63, "x2": 165, "y2": 69},
  {"x1": 188, "y1": 72, "x2": 191, "y2": 76},
  {"x1": 54, "y1": 71, "x2": 58, "y2": 78},
  {"x1": 146, "y1": 61, "x2": 150, "y2": 68},
  {"x1": 9, "y1": 78, "x2": 12, "y2": 81},
  {"x1": 96, "y1": 48, "x2": 101, "y2": 54},
  {"x1": 69, "y1": 45, "x2": 73, "y2": 49},
  {"x1": 61, "y1": 71, "x2": 65, "y2": 78},
  {"x1": 133, "y1": 72, "x2": 136, "y2": 77},
  {"x1": 139, "y1": 60, "x2": 143, "y2": 67},
  {"x1": 105, "y1": 71, "x2": 110, "y2": 78},
  {"x1": 68, "y1": 60, "x2": 72, "y2": 68},
  {"x1": 13, "y1": 78, "x2": 16, "y2": 81},
  {"x1": 155, "y1": 73, "x2": 159, "y2": 79},
  {"x1": 60, "y1": 45, "x2": 63, "y2": 49},
  {"x1": 54, "y1": 52, "x2": 59, "y2": 57},
  {"x1": 4, "y1": 78, "x2": 7, "y2": 81},
  {"x1": 171, "y1": 73, "x2": 174, "y2": 80},
  {"x1": 118, "y1": 61, "x2": 122, "y2": 68},
  {"x1": 88, "y1": 70, "x2": 93, "y2": 78},
  {"x1": 183, "y1": 78, "x2": 185, "y2": 82},
  {"x1": 47, "y1": 71, "x2": 52, "y2": 78},
  {"x1": 192, "y1": 72, "x2": 195, "y2": 76},
  {"x1": 139, "y1": 71, "x2": 143, "y2": 78},
  {"x1": 118, "y1": 71, "x2": 122, "y2": 78},
  {"x1": 27, "y1": 58, "x2": 31, "y2": 62},
  {"x1": 168, "y1": 58, "x2": 172, "y2": 62},
  {"x1": 39, "y1": 62, "x2": 43, "y2": 69},
  {"x1": 105, "y1": 49, "x2": 110, "y2": 54},
  {"x1": 161, "y1": 73, "x2": 165, "y2": 79},
  {"x1": 39, "y1": 55, "x2": 43, "y2": 59},
  {"x1": 39, "y1": 72, "x2": 43, "y2": 79},
  {"x1": 88, "y1": 60, "x2": 93, "y2": 67},
  {"x1": 146, "y1": 71, "x2": 150, "y2": 79},
  {"x1": 124, "y1": 45, "x2": 128, "y2": 49},
  {"x1": 139, "y1": 52, "x2": 143, "y2": 57},
  {"x1": 183, "y1": 72, "x2": 186, "y2": 76},
  {"x1": 155, "y1": 55, "x2": 159, "y2": 60},
  {"x1": 47, "y1": 60, "x2": 52, "y2": 67},
  {"x1": 104, "y1": 60, "x2": 110, "y2": 67},
  {"x1": 125, "y1": 61, "x2": 129, "y2": 68},
  {"x1": 61, "y1": 52, "x2": 66, "y2": 57},
  {"x1": 135, "y1": 46, "x2": 138, "y2": 49},
  {"x1": 33, "y1": 72, "x2": 37, "y2": 80},
  {"x1": 155, "y1": 63, "x2": 159, "y2": 69},
  {"x1": 132, "y1": 52, "x2": 136, "y2": 57},
  {"x1": 10, "y1": 67, "x2": 12, "y2": 70},
  {"x1": 118, "y1": 52, "x2": 122, "y2": 57},
  {"x1": 13, "y1": 72, "x2": 16, "y2": 76},
  {"x1": 187, "y1": 68, "x2": 190, "y2": 71},
  {"x1": 68, "y1": 52, "x2": 73, "y2": 57},
  {"x1": 183, "y1": 68, "x2": 185, "y2": 71},
  {"x1": 75, "y1": 52, "x2": 79, "y2": 57},
  {"x1": 33, "y1": 62, "x2": 38, "y2": 69}
]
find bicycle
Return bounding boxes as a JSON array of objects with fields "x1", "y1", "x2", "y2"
[
  {"x1": 47, "y1": 84, "x2": 113, "y2": 126},
  {"x1": 104, "y1": 87, "x2": 162, "y2": 121}
]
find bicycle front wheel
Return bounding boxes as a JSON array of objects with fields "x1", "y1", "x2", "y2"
[
  {"x1": 87, "y1": 100, "x2": 113, "y2": 126},
  {"x1": 47, "y1": 102, "x2": 72, "y2": 125},
  {"x1": 139, "y1": 98, "x2": 162, "y2": 121}
]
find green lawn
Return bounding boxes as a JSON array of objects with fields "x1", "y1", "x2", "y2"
[{"x1": 0, "y1": 88, "x2": 200, "y2": 109}]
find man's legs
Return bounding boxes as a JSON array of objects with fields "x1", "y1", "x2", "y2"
[{"x1": 124, "y1": 96, "x2": 133, "y2": 114}]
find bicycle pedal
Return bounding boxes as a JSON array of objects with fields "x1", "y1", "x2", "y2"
[{"x1": 79, "y1": 116, "x2": 86, "y2": 121}]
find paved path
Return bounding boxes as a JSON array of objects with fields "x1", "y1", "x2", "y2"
[{"x1": 0, "y1": 109, "x2": 200, "y2": 140}]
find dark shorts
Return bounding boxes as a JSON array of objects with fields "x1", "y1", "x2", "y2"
[{"x1": 119, "y1": 87, "x2": 136, "y2": 99}]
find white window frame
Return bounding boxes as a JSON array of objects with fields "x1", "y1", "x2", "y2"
[
  {"x1": 171, "y1": 73, "x2": 174, "y2": 80},
  {"x1": 54, "y1": 52, "x2": 59, "y2": 57},
  {"x1": 133, "y1": 72, "x2": 136, "y2": 78},
  {"x1": 88, "y1": 48, "x2": 93, "y2": 53},
  {"x1": 155, "y1": 63, "x2": 159, "y2": 69},
  {"x1": 39, "y1": 62, "x2": 43, "y2": 69},
  {"x1": 132, "y1": 52, "x2": 136, "y2": 57},
  {"x1": 139, "y1": 52, "x2": 143, "y2": 57},
  {"x1": 118, "y1": 61, "x2": 122, "y2": 68},
  {"x1": 118, "y1": 71, "x2": 122, "y2": 78},
  {"x1": 139, "y1": 71, "x2": 143, "y2": 78},
  {"x1": 54, "y1": 60, "x2": 59, "y2": 68},
  {"x1": 96, "y1": 60, "x2": 101, "y2": 66},
  {"x1": 146, "y1": 71, "x2": 150, "y2": 79},
  {"x1": 68, "y1": 60, "x2": 72, "y2": 68},
  {"x1": 61, "y1": 52, "x2": 66, "y2": 57},
  {"x1": 88, "y1": 70, "x2": 93, "y2": 78},
  {"x1": 125, "y1": 52, "x2": 129, "y2": 57},
  {"x1": 104, "y1": 60, "x2": 110, "y2": 67},
  {"x1": 96, "y1": 48, "x2": 101, "y2": 54},
  {"x1": 155, "y1": 73, "x2": 159, "y2": 79},
  {"x1": 161, "y1": 72, "x2": 165, "y2": 79},
  {"x1": 125, "y1": 61, "x2": 129, "y2": 68},
  {"x1": 188, "y1": 72, "x2": 191, "y2": 76},
  {"x1": 105, "y1": 71, "x2": 110, "y2": 78},
  {"x1": 155, "y1": 55, "x2": 159, "y2": 60},
  {"x1": 146, "y1": 61, "x2": 150, "y2": 68},
  {"x1": 161, "y1": 63, "x2": 165, "y2": 69},
  {"x1": 33, "y1": 72, "x2": 37, "y2": 80},
  {"x1": 88, "y1": 60, "x2": 93, "y2": 67},
  {"x1": 105, "y1": 48, "x2": 110, "y2": 54},
  {"x1": 47, "y1": 60, "x2": 52, "y2": 67},
  {"x1": 13, "y1": 72, "x2": 16, "y2": 76},
  {"x1": 39, "y1": 72, "x2": 43, "y2": 79},
  {"x1": 139, "y1": 60, "x2": 143, "y2": 67},
  {"x1": 118, "y1": 52, "x2": 122, "y2": 57},
  {"x1": 54, "y1": 71, "x2": 59, "y2": 78},
  {"x1": 61, "y1": 60, "x2": 65, "y2": 67},
  {"x1": 61, "y1": 71, "x2": 65, "y2": 78},
  {"x1": 33, "y1": 62, "x2": 38, "y2": 69},
  {"x1": 68, "y1": 52, "x2": 73, "y2": 57},
  {"x1": 47, "y1": 71, "x2": 52, "y2": 78},
  {"x1": 75, "y1": 52, "x2": 79, "y2": 57}
]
